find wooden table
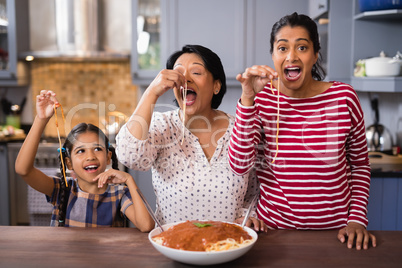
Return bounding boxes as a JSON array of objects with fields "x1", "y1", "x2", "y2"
[{"x1": 0, "y1": 226, "x2": 401, "y2": 268}]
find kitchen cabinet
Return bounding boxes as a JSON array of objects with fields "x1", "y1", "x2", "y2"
[
  {"x1": 131, "y1": 0, "x2": 309, "y2": 87},
  {"x1": 309, "y1": 0, "x2": 328, "y2": 20},
  {"x1": 131, "y1": 0, "x2": 248, "y2": 87},
  {"x1": 327, "y1": 0, "x2": 402, "y2": 92},
  {"x1": 367, "y1": 176, "x2": 402, "y2": 231},
  {"x1": 0, "y1": 0, "x2": 29, "y2": 86},
  {"x1": 0, "y1": 144, "x2": 10, "y2": 225}
]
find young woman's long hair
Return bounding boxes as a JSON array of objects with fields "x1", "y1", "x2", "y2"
[{"x1": 57, "y1": 123, "x2": 119, "y2": 227}]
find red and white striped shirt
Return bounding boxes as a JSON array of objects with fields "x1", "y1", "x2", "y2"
[{"x1": 228, "y1": 81, "x2": 371, "y2": 230}]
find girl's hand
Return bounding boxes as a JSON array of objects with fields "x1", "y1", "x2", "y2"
[
  {"x1": 337, "y1": 222, "x2": 377, "y2": 250},
  {"x1": 237, "y1": 65, "x2": 278, "y2": 106},
  {"x1": 36, "y1": 90, "x2": 59, "y2": 119},
  {"x1": 93, "y1": 169, "x2": 133, "y2": 188},
  {"x1": 147, "y1": 69, "x2": 186, "y2": 98}
]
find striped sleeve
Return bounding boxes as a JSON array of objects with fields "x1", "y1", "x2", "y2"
[
  {"x1": 228, "y1": 100, "x2": 262, "y2": 175},
  {"x1": 344, "y1": 89, "x2": 371, "y2": 227}
]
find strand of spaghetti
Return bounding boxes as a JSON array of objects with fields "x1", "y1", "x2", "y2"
[
  {"x1": 181, "y1": 82, "x2": 187, "y2": 145},
  {"x1": 54, "y1": 104, "x2": 68, "y2": 186},
  {"x1": 272, "y1": 78, "x2": 280, "y2": 163}
]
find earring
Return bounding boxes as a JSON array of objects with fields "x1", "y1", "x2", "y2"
[{"x1": 215, "y1": 90, "x2": 219, "y2": 94}]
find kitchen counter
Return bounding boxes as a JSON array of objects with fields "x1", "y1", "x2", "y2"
[
  {"x1": 371, "y1": 165, "x2": 402, "y2": 177},
  {"x1": 0, "y1": 226, "x2": 401, "y2": 268},
  {"x1": 369, "y1": 152, "x2": 402, "y2": 177}
]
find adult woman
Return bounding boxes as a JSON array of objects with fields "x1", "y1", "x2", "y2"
[
  {"x1": 116, "y1": 45, "x2": 263, "y2": 230},
  {"x1": 228, "y1": 13, "x2": 376, "y2": 249}
]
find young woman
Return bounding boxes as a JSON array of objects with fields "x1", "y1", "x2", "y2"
[
  {"x1": 15, "y1": 90, "x2": 154, "y2": 230},
  {"x1": 116, "y1": 45, "x2": 265, "y2": 231},
  {"x1": 228, "y1": 13, "x2": 376, "y2": 249}
]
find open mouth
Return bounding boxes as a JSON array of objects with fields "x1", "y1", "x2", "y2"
[
  {"x1": 181, "y1": 88, "x2": 197, "y2": 105},
  {"x1": 285, "y1": 67, "x2": 301, "y2": 80},
  {"x1": 84, "y1": 165, "x2": 99, "y2": 172}
]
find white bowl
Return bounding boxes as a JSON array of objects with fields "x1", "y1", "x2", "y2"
[{"x1": 148, "y1": 221, "x2": 258, "y2": 266}]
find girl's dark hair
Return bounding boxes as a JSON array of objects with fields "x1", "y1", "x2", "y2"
[
  {"x1": 270, "y1": 12, "x2": 326, "y2": 81},
  {"x1": 57, "y1": 123, "x2": 119, "y2": 227},
  {"x1": 166, "y1": 44, "x2": 227, "y2": 109}
]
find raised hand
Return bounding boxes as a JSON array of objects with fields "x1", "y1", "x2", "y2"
[
  {"x1": 237, "y1": 65, "x2": 278, "y2": 106},
  {"x1": 36, "y1": 90, "x2": 59, "y2": 119}
]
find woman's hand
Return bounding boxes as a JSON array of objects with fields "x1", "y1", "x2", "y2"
[
  {"x1": 36, "y1": 90, "x2": 59, "y2": 119},
  {"x1": 147, "y1": 69, "x2": 186, "y2": 98},
  {"x1": 237, "y1": 65, "x2": 278, "y2": 106},
  {"x1": 235, "y1": 216, "x2": 268, "y2": 233},
  {"x1": 337, "y1": 222, "x2": 377, "y2": 250},
  {"x1": 94, "y1": 169, "x2": 133, "y2": 188}
]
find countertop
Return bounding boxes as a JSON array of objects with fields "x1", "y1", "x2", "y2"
[
  {"x1": 0, "y1": 226, "x2": 401, "y2": 268},
  {"x1": 369, "y1": 152, "x2": 402, "y2": 177}
]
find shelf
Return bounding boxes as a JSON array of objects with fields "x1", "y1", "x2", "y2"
[
  {"x1": 354, "y1": 9, "x2": 402, "y2": 20},
  {"x1": 351, "y1": 76, "x2": 402, "y2": 92}
]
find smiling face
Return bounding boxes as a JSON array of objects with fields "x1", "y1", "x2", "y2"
[
  {"x1": 272, "y1": 26, "x2": 318, "y2": 95},
  {"x1": 172, "y1": 53, "x2": 221, "y2": 116},
  {"x1": 65, "y1": 131, "x2": 111, "y2": 186}
]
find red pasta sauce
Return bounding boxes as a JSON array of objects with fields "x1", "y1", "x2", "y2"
[{"x1": 152, "y1": 220, "x2": 252, "y2": 251}]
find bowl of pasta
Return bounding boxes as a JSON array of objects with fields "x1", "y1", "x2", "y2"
[{"x1": 148, "y1": 220, "x2": 258, "y2": 265}]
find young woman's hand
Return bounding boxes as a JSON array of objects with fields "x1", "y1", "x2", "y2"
[
  {"x1": 237, "y1": 65, "x2": 278, "y2": 106},
  {"x1": 234, "y1": 216, "x2": 268, "y2": 233},
  {"x1": 36, "y1": 90, "x2": 59, "y2": 119},
  {"x1": 94, "y1": 169, "x2": 133, "y2": 188},
  {"x1": 146, "y1": 69, "x2": 186, "y2": 98},
  {"x1": 337, "y1": 222, "x2": 377, "y2": 250}
]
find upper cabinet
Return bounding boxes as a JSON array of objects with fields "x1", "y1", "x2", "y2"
[
  {"x1": 309, "y1": 0, "x2": 329, "y2": 20},
  {"x1": 0, "y1": 0, "x2": 29, "y2": 86},
  {"x1": 131, "y1": 0, "x2": 248, "y2": 87},
  {"x1": 131, "y1": 0, "x2": 310, "y2": 87},
  {"x1": 327, "y1": 0, "x2": 402, "y2": 92}
]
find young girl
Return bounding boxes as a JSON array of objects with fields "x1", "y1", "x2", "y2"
[{"x1": 15, "y1": 90, "x2": 154, "y2": 230}]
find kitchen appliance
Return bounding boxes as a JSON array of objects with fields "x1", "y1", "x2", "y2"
[
  {"x1": 7, "y1": 142, "x2": 61, "y2": 226},
  {"x1": 366, "y1": 98, "x2": 393, "y2": 154}
]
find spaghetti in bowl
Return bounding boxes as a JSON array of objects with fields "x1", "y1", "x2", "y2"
[{"x1": 148, "y1": 220, "x2": 258, "y2": 265}]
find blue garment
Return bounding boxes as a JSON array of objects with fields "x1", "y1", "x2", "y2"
[{"x1": 47, "y1": 177, "x2": 133, "y2": 227}]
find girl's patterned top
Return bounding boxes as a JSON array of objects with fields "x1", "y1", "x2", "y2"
[{"x1": 47, "y1": 177, "x2": 133, "y2": 227}]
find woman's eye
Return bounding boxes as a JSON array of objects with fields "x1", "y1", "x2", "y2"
[
  {"x1": 278, "y1": 47, "x2": 286, "y2": 52},
  {"x1": 299, "y1": 46, "x2": 307, "y2": 51}
]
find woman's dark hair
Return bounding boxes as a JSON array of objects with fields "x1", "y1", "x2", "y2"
[
  {"x1": 166, "y1": 44, "x2": 227, "y2": 109},
  {"x1": 270, "y1": 12, "x2": 326, "y2": 81},
  {"x1": 57, "y1": 123, "x2": 119, "y2": 227}
]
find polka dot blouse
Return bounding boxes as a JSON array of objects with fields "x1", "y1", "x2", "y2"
[{"x1": 116, "y1": 109, "x2": 258, "y2": 225}]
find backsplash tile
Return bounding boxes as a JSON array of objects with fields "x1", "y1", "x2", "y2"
[{"x1": 31, "y1": 59, "x2": 137, "y2": 138}]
